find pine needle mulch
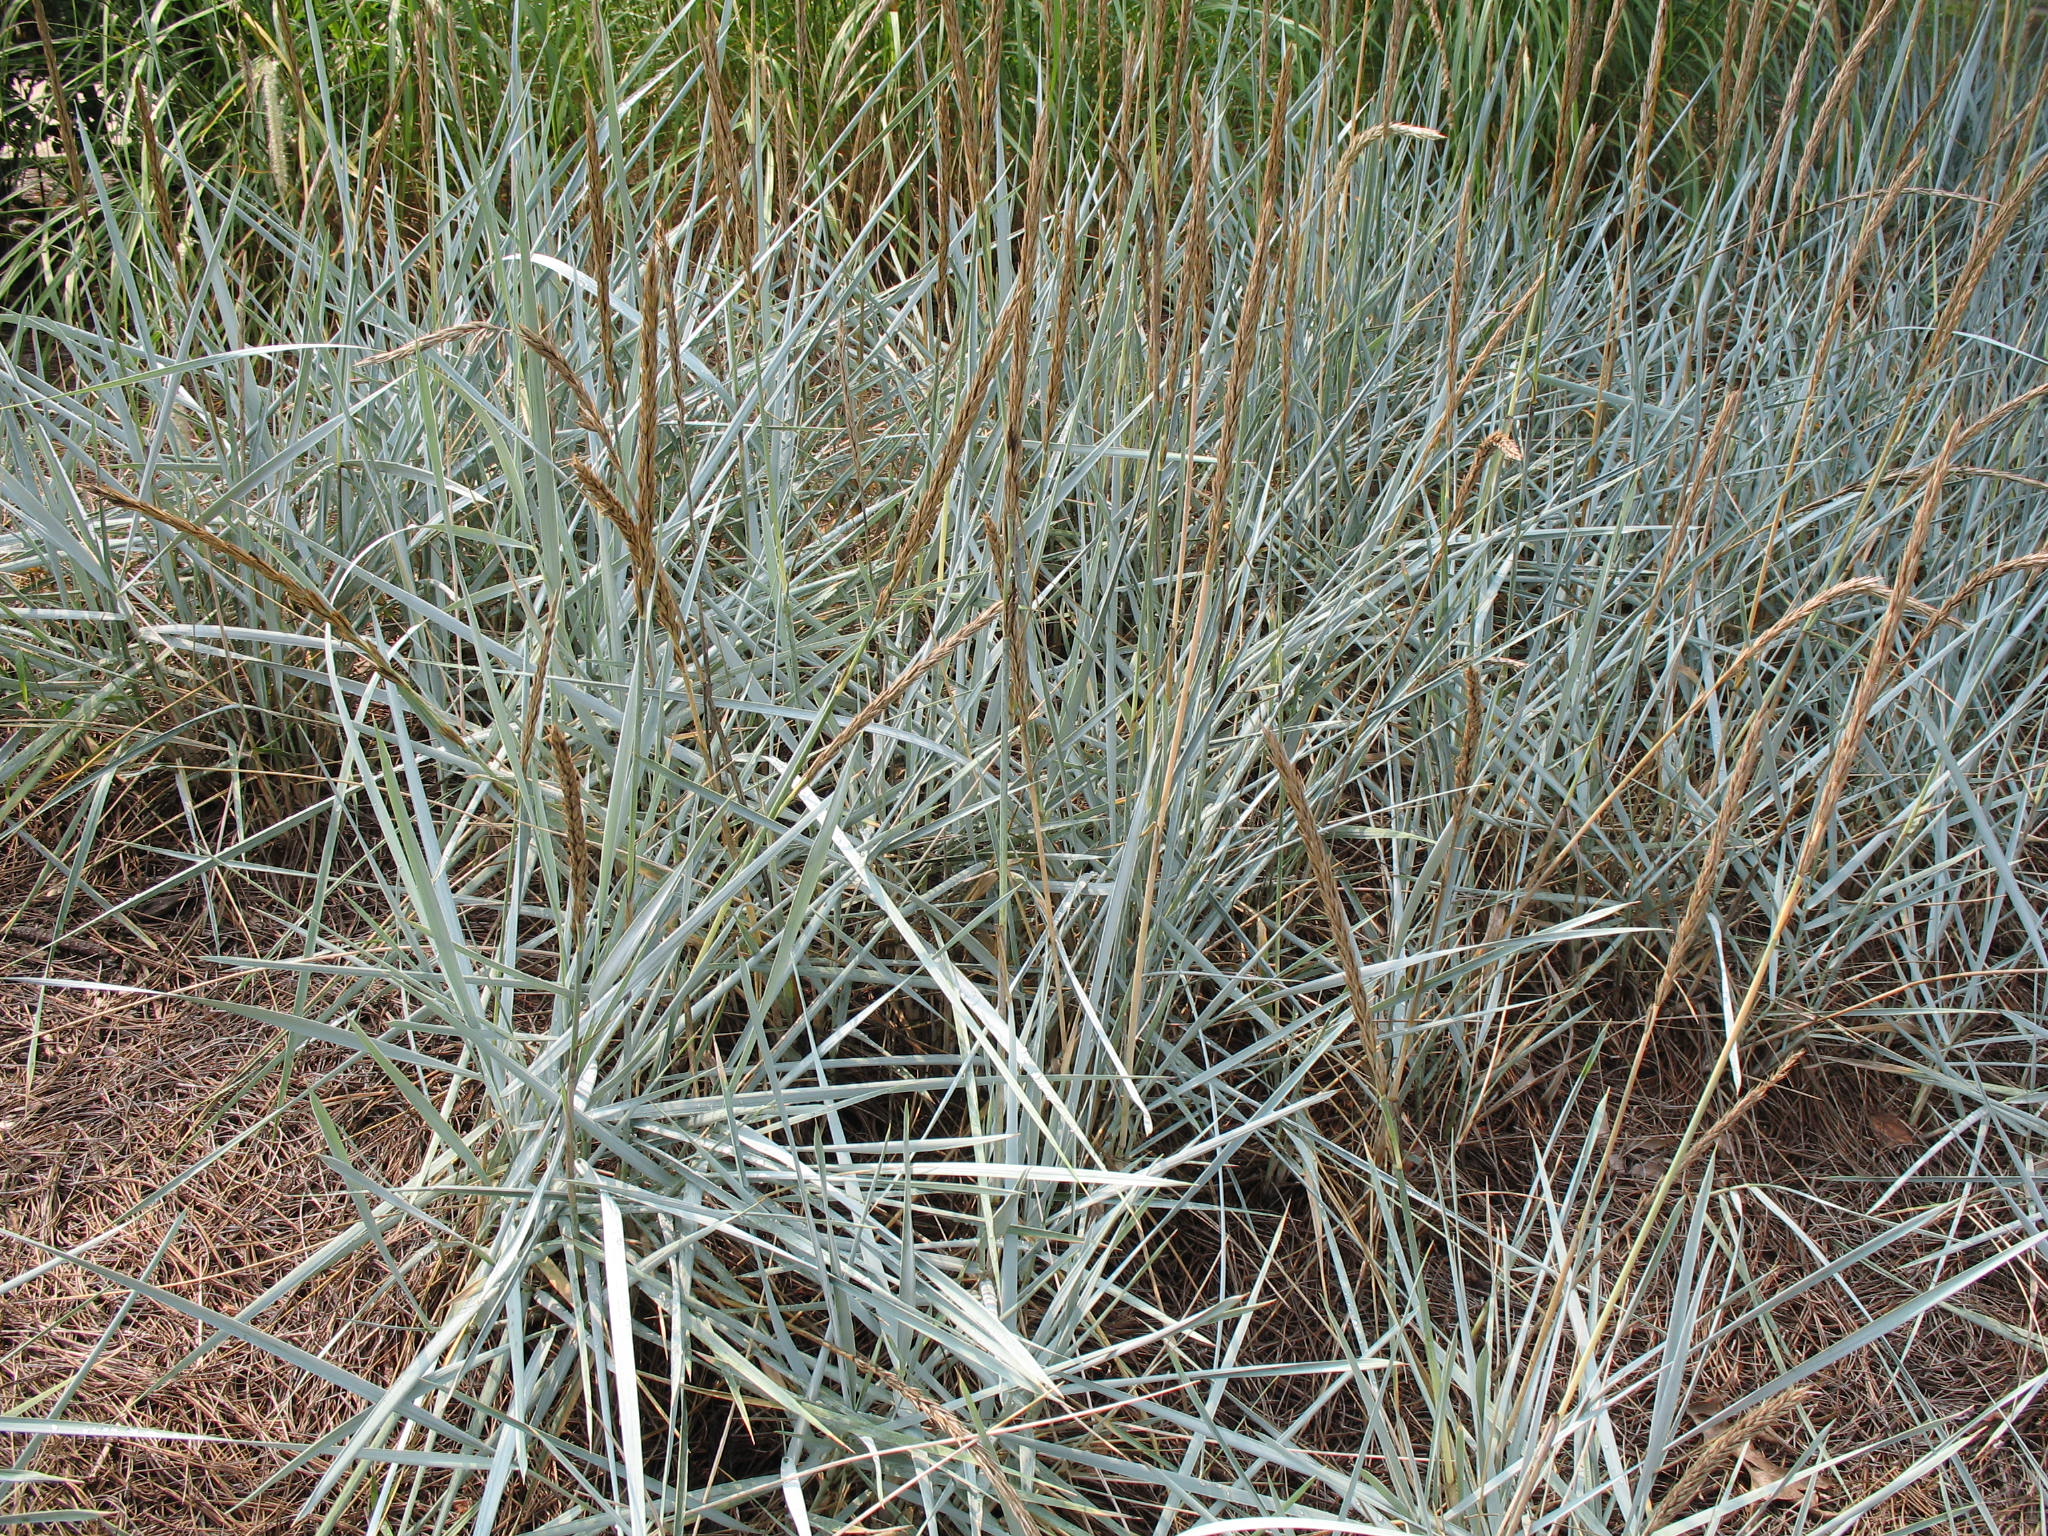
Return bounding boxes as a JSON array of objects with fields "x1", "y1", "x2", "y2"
[{"x1": 0, "y1": 814, "x2": 438, "y2": 1534}]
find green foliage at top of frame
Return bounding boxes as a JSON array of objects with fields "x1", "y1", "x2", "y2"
[
  {"x1": 2, "y1": 0, "x2": 1853, "y2": 207},
  {"x1": 0, "y1": 0, "x2": 2012, "y2": 328}
]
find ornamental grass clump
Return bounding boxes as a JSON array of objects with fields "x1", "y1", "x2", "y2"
[{"x1": 3, "y1": 3, "x2": 2047, "y2": 1533}]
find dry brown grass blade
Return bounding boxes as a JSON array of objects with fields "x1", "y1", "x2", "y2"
[
  {"x1": 518, "y1": 600, "x2": 561, "y2": 770},
  {"x1": 1667, "y1": 1048, "x2": 1808, "y2": 1183},
  {"x1": 806, "y1": 601, "x2": 1003, "y2": 777},
  {"x1": 635, "y1": 245, "x2": 664, "y2": 533},
  {"x1": 1264, "y1": 727, "x2": 1390, "y2": 1111},
  {"x1": 1926, "y1": 551, "x2": 2048, "y2": 629},
  {"x1": 134, "y1": 79, "x2": 179, "y2": 260},
  {"x1": 1454, "y1": 665, "x2": 1483, "y2": 796},
  {"x1": 75, "y1": 474, "x2": 424, "y2": 704},
  {"x1": 568, "y1": 455, "x2": 687, "y2": 654},
  {"x1": 584, "y1": 99, "x2": 621, "y2": 402},
  {"x1": 1506, "y1": 574, "x2": 1902, "y2": 928},
  {"x1": 798, "y1": 1327, "x2": 1041, "y2": 1536},
  {"x1": 881, "y1": 285, "x2": 1034, "y2": 611},
  {"x1": 28, "y1": 0, "x2": 86, "y2": 202},
  {"x1": 546, "y1": 723, "x2": 592, "y2": 935},
  {"x1": 519, "y1": 326, "x2": 615, "y2": 452},
  {"x1": 359, "y1": 321, "x2": 502, "y2": 367},
  {"x1": 1785, "y1": 0, "x2": 1903, "y2": 214},
  {"x1": 1649, "y1": 1386, "x2": 1818, "y2": 1526}
]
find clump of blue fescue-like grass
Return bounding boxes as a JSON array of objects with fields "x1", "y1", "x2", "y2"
[{"x1": 3, "y1": 5, "x2": 2047, "y2": 1533}]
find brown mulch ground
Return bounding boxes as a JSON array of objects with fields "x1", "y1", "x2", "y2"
[
  {"x1": 0, "y1": 799, "x2": 441, "y2": 1534},
  {"x1": 4, "y1": 792, "x2": 2043, "y2": 1532},
  {"x1": 1236, "y1": 1038, "x2": 2048, "y2": 1534}
]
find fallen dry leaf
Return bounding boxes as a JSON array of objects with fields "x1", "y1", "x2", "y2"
[{"x1": 1741, "y1": 1445, "x2": 1803, "y2": 1502}]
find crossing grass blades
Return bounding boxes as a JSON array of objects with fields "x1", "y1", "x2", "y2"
[{"x1": 3, "y1": 2, "x2": 2048, "y2": 1532}]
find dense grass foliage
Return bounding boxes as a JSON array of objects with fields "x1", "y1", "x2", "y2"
[
  {"x1": 2, "y1": 0, "x2": 1825, "y2": 310},
  {"x1": 4, "y1": 2, "x2": 2048, "y2": 1533}
]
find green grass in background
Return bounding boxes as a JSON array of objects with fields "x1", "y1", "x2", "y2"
[
  {"x1": 3, "y1": 0, "x2": 1832, "y2": 312},
  {"x1": 3, "y1": 0, "x2": 2048, "y2": 1531}
]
